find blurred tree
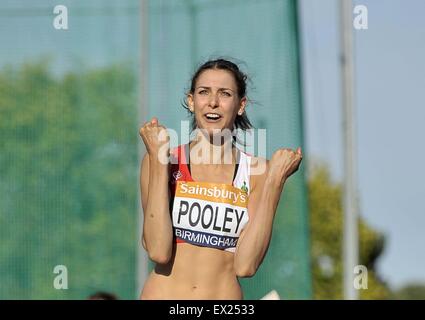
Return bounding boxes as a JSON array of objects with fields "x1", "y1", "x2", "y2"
[
  {"x1": 0, "y1": 61, "x2": 139, "y2": 299},
  {"x1": 391, "y1": 284, "x2": 425, "y2": 300},
  {"x1": 309, "y1": 164, "x2": 392, "y2": 299}
]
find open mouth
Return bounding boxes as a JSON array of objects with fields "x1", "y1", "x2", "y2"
[{"x1": 204, "y1": 113, "x2": 222, "y2": 122}]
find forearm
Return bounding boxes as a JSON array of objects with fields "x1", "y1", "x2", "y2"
[
  {"x1": 234, "y1": 176, "x2": 285, "y2": 276},
  {"x1": 143, "y1": 158, "x2": 173, "y2": 263}
]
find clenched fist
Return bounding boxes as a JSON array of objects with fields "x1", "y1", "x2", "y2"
[
  {"x1": 139, "y1": 117, "x2": 170, "y2": 164},
  {"x1": 268, "y1": 147, "x2": 303, "y2": 186}
]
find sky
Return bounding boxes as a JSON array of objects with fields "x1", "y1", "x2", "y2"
[
  {"x1": 1, "y1": 0, "x2": 423, "y2": 292},
  {"x1": 299, "y1": 0, "x2": 425, "y2": 289}
]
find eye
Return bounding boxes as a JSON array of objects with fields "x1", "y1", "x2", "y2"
[
  {"x1": 221, "y1": 91, "x2": 231, "y2": 97},
  {"x1": 198, "y1": 89, "x2": 208, "y2": 95}
]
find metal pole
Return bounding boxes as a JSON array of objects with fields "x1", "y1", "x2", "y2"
[{"x1": 340, "y1": 0, "x2": 359, "y2": 300}]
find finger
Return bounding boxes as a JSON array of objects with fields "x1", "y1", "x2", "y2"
[
  {"x1": 139, "y1": 123, "x2": 148, "y2": 136},
  {"x1": 151, "y1": 117, "x2": 158, "y2": 126},
  {"x1": 296, "y1": 147, "x2": 302, "y2": 154}
]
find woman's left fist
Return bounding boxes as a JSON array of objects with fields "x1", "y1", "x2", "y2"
[{"x1": 268, "y1": 147, "x2": 303, "y2": 184}]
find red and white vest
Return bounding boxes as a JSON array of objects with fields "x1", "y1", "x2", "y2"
[{"x1": 169, "y1": 144, "x2": 251, "y2": 253}]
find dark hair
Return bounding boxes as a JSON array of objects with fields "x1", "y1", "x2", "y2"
[
  {"x1": 182, "y1": 58, "x2": 253, "y2": 132},
  {"x1": 87, "y1": 291, "x2": 118, "y2": 300}
]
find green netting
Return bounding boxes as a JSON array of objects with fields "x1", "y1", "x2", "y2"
[
  {"x1": 146, "y1": 0, "x2": 311, "y2": 299},
  {"x1": 0, "y1": 0, "x2": 140, "y2": 299}
]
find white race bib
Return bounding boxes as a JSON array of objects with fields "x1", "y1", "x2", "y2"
[{"x1": 172, "y1": 181, "x2": 249, "y2": 250}]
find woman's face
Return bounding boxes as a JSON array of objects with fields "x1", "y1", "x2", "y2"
[{"x1": 187, "y1": 69, "x2": 246, "y2": 137}]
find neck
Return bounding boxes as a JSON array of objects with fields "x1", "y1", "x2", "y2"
[{"x1": 190, "y1": 130, "x2": 236, "y2": 165}]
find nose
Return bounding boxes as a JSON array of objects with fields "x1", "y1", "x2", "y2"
[{"x1": 208, "y1": 92, "x2": 219, "y2": 108}]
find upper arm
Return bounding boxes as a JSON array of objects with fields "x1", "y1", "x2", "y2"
[
  {"x1": 140, "y1": 153, "x2": 171, "y2": 249},
  {"x1": 235, "y1": 157, "x2": 269, "y2": 249}
]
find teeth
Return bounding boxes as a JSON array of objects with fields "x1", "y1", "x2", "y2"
[{"x1": 206, "y1": 113, "x2": 220, "y2": 119}]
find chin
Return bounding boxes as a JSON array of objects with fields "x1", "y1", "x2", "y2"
[{"x1": 197, "y1": 127, "x2": 234, "y2": 142}]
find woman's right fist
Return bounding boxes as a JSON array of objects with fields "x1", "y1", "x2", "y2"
[{"x1": 139, "y1": 117, "x2": 170, "y2": 163}]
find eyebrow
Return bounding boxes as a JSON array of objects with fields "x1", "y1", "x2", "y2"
[{"x1": 196, "y1": 86, "x2": 235, "y2": 92}]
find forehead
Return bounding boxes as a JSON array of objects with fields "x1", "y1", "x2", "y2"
[{"x1": 196, "y1": 69, "x2": 236, "y2": 90}]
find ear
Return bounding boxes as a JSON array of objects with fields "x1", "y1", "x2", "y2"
[
  {"x1": 237, "y1": 96, "x2": 247, "y2": 116},
  {"x1": 187, "y1": 94, "x2": 194, "y2": 113}
]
